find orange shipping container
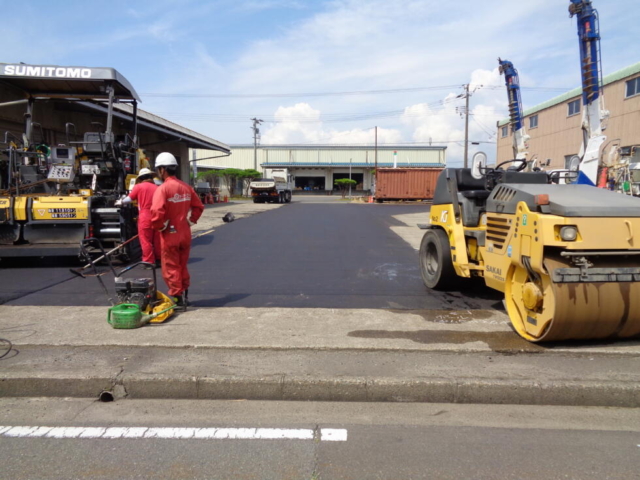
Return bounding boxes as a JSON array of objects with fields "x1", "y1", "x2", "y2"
[{"x1": 375, "y1": 168, "x2": 443, "y2": 201}]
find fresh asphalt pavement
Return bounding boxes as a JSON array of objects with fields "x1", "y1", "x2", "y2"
[{"x1": 0, "y1": 199, "x2": 502, "y2": 310}]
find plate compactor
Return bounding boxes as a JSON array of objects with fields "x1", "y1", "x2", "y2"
[
  {"x1": 419, "y1": 157, "x2": 640, "y2": 342},
  {"x1": 73, "y1": 238, "x2": 177, "y2": 328}
]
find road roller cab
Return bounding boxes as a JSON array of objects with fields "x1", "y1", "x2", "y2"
[{"x1": 420, "y1": 157, "x2": 640, "y2": 342}]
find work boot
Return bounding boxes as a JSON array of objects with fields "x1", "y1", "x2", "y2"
[{"x1": 171, "y1": 293, "x2": 187, "y2": 312}]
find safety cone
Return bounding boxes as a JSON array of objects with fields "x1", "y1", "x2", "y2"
[
  {"x1": 597, "y1": 167, "x2": 608, "y2": 189},
  {"x1": 223, "y1": 195, "x2": 228, "y2": 203},
  {"x1": 368, "y1": 196, "x2": 374, "y2": 203}
]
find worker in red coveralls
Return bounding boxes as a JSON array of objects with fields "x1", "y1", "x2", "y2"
[
  {"x1": 117, "y1": 168, "x2": 161, "y2": 266},
  {"x1": 150, "y1": 152, "x2": 204, "y2": 309}
]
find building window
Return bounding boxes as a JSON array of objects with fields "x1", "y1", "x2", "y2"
[
  {"x1": 567, "y1": 99, "x2": 581, "y2": 117},
  {"x1": 626, "y1": 77, "x2": 640, "y2": 98},
  {"x1": 529, "y1": 115, "x2": 538, "y2": 129},
  {"x1": 501, "y1": 126, "x2": 508, "y2": 138}
]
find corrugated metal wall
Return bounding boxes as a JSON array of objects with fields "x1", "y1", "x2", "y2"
[
  {"x1": 375, "y1": 168, "x2": 443, "y2": 200},
  {"x1": 192, "y1": 146, "x2": 445, "y2": 172},
  {"x1": 193, "y1": 148, "x2": 261, "y2": 171},
  {"x1": 262, "y1": 147, "x2": 444, "y2": 165}
]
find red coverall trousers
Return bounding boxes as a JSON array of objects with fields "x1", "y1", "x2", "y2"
[
  {"x1": 138, "y1": 215, "x2": 161, "y2": 264},
  {"x1": 129, "y1": 181, "x2": 161, "y2": 263},
  {"x1": 150, "y1": 176, "x2": 204, "y2": 297}
]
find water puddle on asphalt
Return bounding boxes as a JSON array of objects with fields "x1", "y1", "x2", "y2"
[
  {"x1": 386, "y1": 309, "x2": 496, "y2": 324},
  {"x1": 359, "y1": 263, "x2": 421, "y2": 282},
  {"x1": 347, "y1": 329, "x2": 547, "y2": 353}
]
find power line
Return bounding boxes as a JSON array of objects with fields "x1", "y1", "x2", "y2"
[
  {"x1": 153, "y1": 110, "x2": 505, "y2": 124},
  {"x1": 148, "y1": 97, "x2": 504, "y2": 124},
  {"x1": 141, "y1": 85, "x2": 461, "y2": 99},
  {"x1": 152, "y1": 98, "x2": 457, "y2": 120},
  {"x1": 471, "y1": 115, "x2": 497, "y2": 138},
  {"x1": 140, "y1": 84, "x2": 570, "y2": 99},
  {"x1": 255, "y1": 140, "x2": 495, "y2": 146}
]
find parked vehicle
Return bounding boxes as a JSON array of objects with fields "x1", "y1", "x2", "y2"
[{"x1": 250, "y1": 169, "x2": 293, "y2": 203}]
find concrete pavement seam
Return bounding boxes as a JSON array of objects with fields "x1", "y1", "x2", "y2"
[
  {"x1": 8, "y1": 343, "x2": 640, "y2": 358},
  {"x1": 2, "y1": 374, "x2": 640, "y2": 407}
]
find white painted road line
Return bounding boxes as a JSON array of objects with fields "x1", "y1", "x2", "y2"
[
  {"x1": 0, "y1": 426, "x2": 347, "y2": 442},
  {"x1": 321, "y1": 428, "x2": 349, "y2": 442}
]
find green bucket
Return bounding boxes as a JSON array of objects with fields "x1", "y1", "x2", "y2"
[{"x1": 107, "y1": 304, "x2": 143, "y2": 329}]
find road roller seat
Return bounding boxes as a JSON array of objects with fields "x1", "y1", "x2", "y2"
[
  {"x1": 432, "y1": 168, "x2": 491, "y2": 227},
  {"x1": 455, "y1": 169, "x2": 490, "y2": 227}
]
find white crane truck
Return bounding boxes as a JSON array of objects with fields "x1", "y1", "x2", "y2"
[{"x1": 250, "y1": 168, "x2": 293, "y2": 203}]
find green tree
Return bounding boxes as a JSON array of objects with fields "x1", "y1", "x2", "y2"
[
  {"x1": 334, "y1": 178, "x2": 357, "y2": 198},
  {"x1": 239, "y1": 169, "x2": 262, "y2": 196},
  {"x1": 217, "y1": 168, "x2": 244, "y2": 196},
  {"x1": 196, "y1": 169, "x2": 220, "y2": 186}
]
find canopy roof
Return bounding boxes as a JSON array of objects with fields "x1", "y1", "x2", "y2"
[{"x1": 0, "y1": 63, "x2": 140, "y2": 102}]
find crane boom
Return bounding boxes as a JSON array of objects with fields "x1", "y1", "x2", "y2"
[
  {"x1": 569, "y1": 0, "x2": 609, "y2": 186},
  {"x1": 498, "y1": 58, "x2": 529, "y2": 161}
]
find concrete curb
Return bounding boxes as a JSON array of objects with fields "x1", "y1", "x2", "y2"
[{"x1": 2, "y1": 374, "x2": 639, "y2": 408}]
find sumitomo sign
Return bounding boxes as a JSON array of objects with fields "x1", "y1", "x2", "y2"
[{"x1": 3, "y1": 65, "x2": 92, "y2": 79}]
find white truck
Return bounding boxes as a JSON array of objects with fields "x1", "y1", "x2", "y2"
[{"x1": 250, "y1": 169, "x2": 294, "y2": 204}]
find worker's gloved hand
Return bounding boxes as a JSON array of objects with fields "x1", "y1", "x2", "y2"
[
  {"x1": 114, "y1": 199, "x2": 122, "y2": 206},
  {"x1": 187, "y1": 218, "x2": 196, "y2": 227},
  {"x1": 159, "y1": 220, "x2": 170, "y2": 232}
]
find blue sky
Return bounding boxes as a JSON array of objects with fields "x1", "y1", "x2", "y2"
[{"x1": 3, "y1": 0, "x2": 638, "y2": 165}]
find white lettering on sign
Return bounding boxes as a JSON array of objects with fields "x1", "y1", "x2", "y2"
[
  {"x1": 48, "y1": 208, "x2": 76, "y2": 213},
  {"x1": 3, "y1": 65, "x2": 92, "y2": 79},
  {"x1": 168, "y1": 193, "x2": 191, "y2": 203}
]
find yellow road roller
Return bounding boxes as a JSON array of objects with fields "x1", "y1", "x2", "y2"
[{"x1": 419, "y1": 155, "x2": 640, "y2": 342}]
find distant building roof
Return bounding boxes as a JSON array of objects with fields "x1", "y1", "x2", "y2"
[
  {"x1": 262, "y1": 162, "x2": 444, "y2": 168},
  {"x1": 231, "y1": 144, "x2": 446, "y2": 150},
  {"x1": 498, "y1": 61, "x2": 640, "y2": 127}
]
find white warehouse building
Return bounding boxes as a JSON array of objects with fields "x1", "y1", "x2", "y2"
[{"x1": 191, "y1": 145, "x2": 446, "y2": 193}]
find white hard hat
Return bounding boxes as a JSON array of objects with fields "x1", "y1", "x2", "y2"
[
  {"x1": 137, "y1": 168, "x2": 154, "y2": 178},
  {"x1": 155, "y1": 152, "x2": 178, "y2": 167}
]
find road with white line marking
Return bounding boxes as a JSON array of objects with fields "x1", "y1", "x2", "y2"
[{"x1": 0, "y1": 398, "x2": 638, "y2": 479}]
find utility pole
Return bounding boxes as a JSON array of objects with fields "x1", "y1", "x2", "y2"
[
  {"x1": 463, "y1": 83, "x2": 470, "y2": 168},
  {"x1": 251, "y1": 118, "x2": 263, "y2": 171},
  {"x1": 374, "y1": 126, "x2": 378, "y2": 193}
]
